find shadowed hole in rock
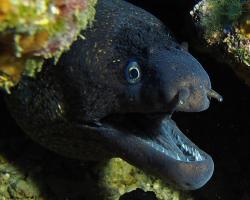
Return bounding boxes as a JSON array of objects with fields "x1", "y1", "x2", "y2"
[{"x1": 119, "y1": 189, "x2": 157, "y2": 200}]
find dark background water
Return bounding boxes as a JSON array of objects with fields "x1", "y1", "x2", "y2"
[{"x1": 0, "y1": 0, "x2": 250, "y2": 199}]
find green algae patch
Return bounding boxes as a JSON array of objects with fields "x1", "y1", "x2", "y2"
[
  {"x1": 191, "y1": 0, "x2": 250, "y2": 67},
  {"x1": 99, "y1": 158, "x2": 193, "y2": 200},
  {"x1": 0, "y1": 0, "x2": 97, "y2": 93},
  {"x1": 0, "y1": 154, "x2": 43, "y2": 200},
  {"x1": 223, "y1": 30, "x2": 250, "y2": 66}
]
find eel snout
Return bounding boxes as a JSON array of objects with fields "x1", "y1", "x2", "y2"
[
  {"x1": 149, "y1": 48, "x2": 223, "y2": 112},
  {"x1": 175, "y1": 85, "x2": 223, "y2": 112}
]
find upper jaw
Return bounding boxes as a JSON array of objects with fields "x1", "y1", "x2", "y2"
[{"x1": 88, "y1": 113, "x2": 214, "y2": 190}]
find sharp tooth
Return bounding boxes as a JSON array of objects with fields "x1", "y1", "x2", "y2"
[
  {"x1": 182, "y1": 144, "x2": 187, "y2": 151},
  {"x1": 192, "y1": 148, "x2": 196, "y2": 156},
  {"x1": 194, "y1": 149, "x2": 203, "y2": 161},
  {"x1": 198, "y1": 153, "x2": 203, "y2": 161},
  {"x1": 176, "y1": 154, "x2": 181, "y2": 161},
  {"x1": 184, "y1": 146, "x2": 187, "y2": 152},
  {"x1": 195, "y1": 149, "x2": 198, "y2": 157}
]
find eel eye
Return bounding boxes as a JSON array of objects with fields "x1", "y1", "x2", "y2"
[{"x1": 125, "y1": 60, "x2": 141, "y2": 84}]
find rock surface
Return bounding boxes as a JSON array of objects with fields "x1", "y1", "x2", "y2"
[
  {"x1": 190, "y1": 0, "x2": 250, "y2": 86},
  {"x1": 0, "y1": 0, "x2": 97, "y2": 92}
]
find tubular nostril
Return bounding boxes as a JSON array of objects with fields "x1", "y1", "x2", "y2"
[
  {"x1": 177, "y1": 88, "x2": 190, "y2": 106},
  {"x1": 206, "y1": 89, "x2": 223, "y2": 102}
]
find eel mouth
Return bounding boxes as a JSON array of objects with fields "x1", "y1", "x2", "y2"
[{"x1": 95, "y1": 113, "x2": 214, "y2": 190}]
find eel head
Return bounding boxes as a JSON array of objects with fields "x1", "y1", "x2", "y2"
[{"x1": 80, "y1": 47, "x2": 222, "y2": 190}]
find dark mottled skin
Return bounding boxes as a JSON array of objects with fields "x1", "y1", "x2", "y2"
[{"x1": 5, "y1": 0, "x2": 222, "y2": 190}]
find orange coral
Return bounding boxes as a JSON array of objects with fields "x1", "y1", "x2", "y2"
[
  {"x1": 0, "y1": 0, "x2": 12, "y2": 21},
  {"x1": 19, "y1": 31, "x2": 49, "y2": 54},
  {"x1": 0, "y1": 54, "x2": 25, "y2": 85}
]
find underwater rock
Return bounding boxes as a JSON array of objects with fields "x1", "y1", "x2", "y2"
[
  {"x1": 191, "y1": 0, "x2": 250, "y2": 85},
  {"x1": 99, "y1": 158, "x2": 192, "y2": 200},
  {"x1": 0, "y1": 154, "x2": 42, "y2": 199},
  {"x1": 0, "y1": 0, "x2": 97, "y2": 93}
]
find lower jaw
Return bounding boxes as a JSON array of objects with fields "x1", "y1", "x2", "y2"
[{"x1": 99, "y1": 115, "x2": 214, "y2": 190}]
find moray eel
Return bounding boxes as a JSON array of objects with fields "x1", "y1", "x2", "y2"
[{"x1": 5, "y1": 0, "x2": 222, "y2": 190}]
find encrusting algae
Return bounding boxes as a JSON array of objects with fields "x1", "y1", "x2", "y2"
[
  {"x1": 191, "y1": 0, "x2": 250, "y2": 67},
  {"x1": 0, "y1": 0, "x2": 97, "y2": 93},
  {"x1": 0, "y1": 154, "x2": 42, "y2": 199},
  {"x1": 99, "y1": 158, "x2": 193, "y2": 200}
]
